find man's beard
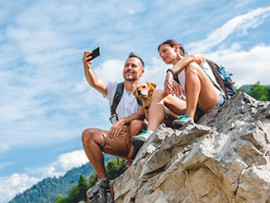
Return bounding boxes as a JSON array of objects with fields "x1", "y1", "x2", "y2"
[
  {"x1": 123, "y1": 72, "x2": 139, "y2": 81},
  {"x1": 124, "y1": 76, "x2": 138, "y2": 82}
]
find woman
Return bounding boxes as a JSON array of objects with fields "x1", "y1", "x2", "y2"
[{"x1": 131, "y1": 40, "x2": 226, "y2": 148}]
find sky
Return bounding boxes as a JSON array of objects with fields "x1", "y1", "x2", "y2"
[{"x1": 0, "y1": 0, "x2": 270, "y2": 202}]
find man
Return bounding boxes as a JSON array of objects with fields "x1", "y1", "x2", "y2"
[{"x1": 81, "y1": 50, "x2": 146, "y2": 199}]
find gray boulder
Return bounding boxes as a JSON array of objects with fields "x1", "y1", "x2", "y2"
[{"x1": 111, "y1": 92, "x2": 270, "y2": 203}]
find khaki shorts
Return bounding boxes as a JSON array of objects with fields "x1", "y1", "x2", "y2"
[{"x1": 99, "y1": 126, "x2": 136, "y2": 159}]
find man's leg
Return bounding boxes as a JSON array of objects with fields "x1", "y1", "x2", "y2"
[{"x1": 82, "y1": 128, "x2": 107, "y2": 178}]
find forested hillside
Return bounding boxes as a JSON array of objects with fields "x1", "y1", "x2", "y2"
[{"x1": 9, "y1": 163, "x2": 94, "y2": 203}]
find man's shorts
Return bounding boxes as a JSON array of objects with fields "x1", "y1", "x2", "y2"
[{"x1": 99, "y1": 126, "x2": 134, "y2": 159}]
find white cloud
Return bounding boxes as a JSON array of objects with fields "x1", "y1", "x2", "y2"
[
  {"x1": 95, "y1": 59, "x2": 125, "y2": 83},
  {"x1": 141, "y1": 57, "x2": 169, "y2": 89},
  {"x1": 28, "y1": 150, "x2": 88, "y2": 178},
  {"x1": 204, "y1": 44, "x2": 270, "y2": 86},
  {"x1": 187, "y1": 7, "x2": 270, "y2": 53},
  {"x1": 0, "y1": 173, "x2": 40, "y2": 203},
  {"x1": 0, "y1": 150, "x2": 89, "y2": 202}
]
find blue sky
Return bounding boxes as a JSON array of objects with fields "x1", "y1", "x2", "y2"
[{"x1": 0, "y1": 0, "x2": 270, "y2": 202}]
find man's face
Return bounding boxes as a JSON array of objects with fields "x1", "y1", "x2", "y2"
[
  {"x1": 159, "y1": 44, "x2": 178, "y2": 64},
  {"x1": 123, "y1": 57, "x2": 144, "y2": 81}
]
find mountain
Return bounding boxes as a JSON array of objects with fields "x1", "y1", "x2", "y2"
[{"x1": 9, "y1": 155, "x2": 114, "y2": 203}]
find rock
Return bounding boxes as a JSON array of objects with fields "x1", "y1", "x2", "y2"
[{"x1": 111, "y1": 93, "x2": 270, "y2": 203}]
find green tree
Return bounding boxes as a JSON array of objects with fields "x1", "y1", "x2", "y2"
[
  {"x1": 89, "y1": 172, "x2": 98, "y2": 188},
  {"x1": 77, "y1": 174, "x2": 89, "y2": 201},
  {"x1": 54, "y1": 158, "x2": 128, "y2": 202},
  {"x1": 55, "y1": 194, "x2": 68, "y2": 203},
  {"x1": 249, "y1": 82, "x2": 270, "y2": 101},
  {"x1": 238, "y1": 82, "x2": 270, "y2": 101}
]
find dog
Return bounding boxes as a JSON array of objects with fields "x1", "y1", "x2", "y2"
[
  {"x1": 133, "y1": 82, "x2": 179, "y2": 127},
  {"x1": 133, "y1": 82, "x2": 156, "y2": 121}
]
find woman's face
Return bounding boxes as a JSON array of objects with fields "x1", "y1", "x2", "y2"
[{"x1": 159, "y1": 44, "x2": 178, "y2": 64}]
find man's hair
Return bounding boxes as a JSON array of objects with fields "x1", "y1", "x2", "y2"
[
  {"x1": 128, "y1": 52, "x2": 145, "y2": 68},
  {"x1": 158, "y1": 40, "x2": 187, "y2": 56}
]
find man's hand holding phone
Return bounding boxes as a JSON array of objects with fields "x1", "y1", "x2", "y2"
[
  {"x1": 87, "y1": 47, "x2": 100, "y2": 62},
  {"x1": 83, "y1": 47, "x2": 101, "y2": 67}
]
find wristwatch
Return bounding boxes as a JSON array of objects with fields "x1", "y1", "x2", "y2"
[{"x1": 166, "y1": 68, "x2": 174, "y2": 75}]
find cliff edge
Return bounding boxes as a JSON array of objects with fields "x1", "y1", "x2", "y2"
[{"x1": 111, "y1": 92, "x2": 270, "y2": 203}]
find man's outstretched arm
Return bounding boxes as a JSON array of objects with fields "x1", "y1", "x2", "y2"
[{"x1": 82, "y1": 51, "x2": 108, "y2": 96}]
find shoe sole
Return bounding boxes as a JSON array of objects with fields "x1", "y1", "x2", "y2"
[
  {"x1": 172, "y1": 120, "x2": 193, "y2": 129},
  {"x1": 131, "y1": 137, "x2": 145, "y2": 148}
]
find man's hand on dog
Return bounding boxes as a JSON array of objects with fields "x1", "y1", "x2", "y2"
[{"x1": 108, "y1": 119, "x2": 125, "y2": 141}]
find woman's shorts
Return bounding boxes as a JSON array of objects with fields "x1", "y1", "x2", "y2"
[{"x1": 195, "y1": 94, "x2": 226, "y2": 121}]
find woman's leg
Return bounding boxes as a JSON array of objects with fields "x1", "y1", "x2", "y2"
[
  {"x1": 184, "y1": 63, "x2": 220, "y2": 119},
  {"x1": 131, "y1": 89, "x2": 186, "y2": 148},
  {"x1": 147, "y1": 90, "x2": 186, "y2": 131}
]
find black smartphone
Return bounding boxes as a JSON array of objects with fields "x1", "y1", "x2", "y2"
[{"x1": 87, "y1": 47, "x2": 100, "y2": 61}]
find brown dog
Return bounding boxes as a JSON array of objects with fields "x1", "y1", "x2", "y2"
[
  {"x1": 133, "y1": 82, "x2": 156, "y2": 120},
  {"x1": 133, "y1": 82, "x2": 179, "y2": 127}
]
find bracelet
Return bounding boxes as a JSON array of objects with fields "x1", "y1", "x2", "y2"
[{"x1": 166, "y1": 68, "x2": 174, "y2": 75}]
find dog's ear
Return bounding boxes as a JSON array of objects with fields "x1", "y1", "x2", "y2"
[
  {"x1": 133, "y1": 87, "x2": 138, "y2": 98},
  {"x1": 148, "y1": 82, "x2": 157, "y2": 92},
  {"x1": 147, "y1": 82, "x2": 156, "y2": 95}
]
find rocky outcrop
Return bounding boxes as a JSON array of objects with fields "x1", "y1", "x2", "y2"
[{"x1": 111, "y1": 93, "x2": 270, "y2": 203}]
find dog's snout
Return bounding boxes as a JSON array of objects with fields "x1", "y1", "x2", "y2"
[{"x1": 137, "y1": 89, "x2": 142, "y2": 95}]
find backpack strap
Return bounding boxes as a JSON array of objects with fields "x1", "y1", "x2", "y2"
[
  {"x1": 173, "y1": 73, "x2": 180, "y2": 84},
  {"x1": 136, "y1": 97, "x2": 142, "y2": 106},
  {"x1": 205, "y1": 59, "x2": 226, "y2": 94},
  {"x1": 110, "y1": 82, "x2": 124, "y2": 119},
  {"x1": 110, "y1": 82, "x2": 143, "y2": 121}
]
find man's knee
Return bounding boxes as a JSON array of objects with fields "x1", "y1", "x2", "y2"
[
  {"x1": 130, "y1": 120, "x2": 144, "y2": 129},
  {"x1": 82, "y1": 128, "x2": 100, "y2": 145}
]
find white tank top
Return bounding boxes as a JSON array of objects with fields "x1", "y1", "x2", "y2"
[{"x1": 177, "y1": 61, "x2": 223, "y2": 96}]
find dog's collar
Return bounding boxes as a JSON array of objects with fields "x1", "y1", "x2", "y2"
[{"x1": 145, "y1": 104, "x2": 151, "y2": 109}]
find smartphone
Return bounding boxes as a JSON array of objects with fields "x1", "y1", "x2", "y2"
[{"x1": 87, "y1": 47, "x2": 100, "y2": 61}]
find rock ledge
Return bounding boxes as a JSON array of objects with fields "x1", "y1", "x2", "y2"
[{"x1": 111, "y1": 93, "x2": 270, "y2": 203}]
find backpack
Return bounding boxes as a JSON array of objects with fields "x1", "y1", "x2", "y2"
[
  {"x1": 173, "y1": 59, "x2": 236, "y2": 100},
  {"x1": 109, "y1": 82, "x2": 142, "y2": 124},
  {"x1": 205, "y1": 59, "x2": 237, "y2": 100}
]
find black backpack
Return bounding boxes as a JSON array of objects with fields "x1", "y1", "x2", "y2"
[
  {"x1": 173, "y1": 59, "x2": 236, "y2": 100},
  {"x1": 109, "y1": 82, "x2": 142, "y2": 124}
]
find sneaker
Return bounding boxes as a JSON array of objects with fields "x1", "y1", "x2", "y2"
[
  {"x1": 87, "y1": 178, "x2": 112, "y2": 203},
  {"x1": 131, "y1": 129, "x2": 153, "y2": 149},
  {"x1": 172, "y1": 114, "x2": 194, "y2": 128}
]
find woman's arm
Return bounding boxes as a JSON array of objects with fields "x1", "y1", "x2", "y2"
[
  {"x1": 171, "y1": 53, "x2": 204, "y2": 74},
  {"x1": 164, "y1": 54, "x2": 204, "y2": 95}
]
